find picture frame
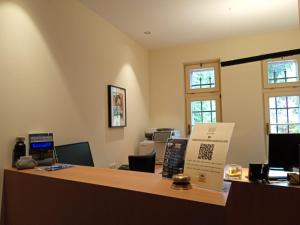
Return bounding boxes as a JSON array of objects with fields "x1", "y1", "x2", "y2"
[{"x1": 108, "y1": 85, "x2": 127, "y2": 128}]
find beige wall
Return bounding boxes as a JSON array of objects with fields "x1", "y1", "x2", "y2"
[
  {"x1": 221, "y1": 62, "x2": 266, "y2": 166},
  {"x1": 0, "y1": 0, "x2": 149, "y2": 205},
  {"x1": 149, "y1": 29, "x2": 300, "y2": 166},
  {"x1": 0, "y1": 0, "x2": 300, "y2": 216}
]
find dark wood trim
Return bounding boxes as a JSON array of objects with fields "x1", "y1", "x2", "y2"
[{"x1": 221, "y1": 49, "x2": 300, "y2": 67}]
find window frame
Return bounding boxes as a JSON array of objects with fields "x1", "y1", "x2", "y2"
[
  {"x1": 186, "y1": 93, "x2": 222, "y2": 129},
  {"x1": 185, "y1": 62, "x2": 220, "y2": 94},
  {"x1": 184, "y1": 61, "x2": 222, "y2": 136},
  {"x1": 263, "y1": 88, "x2": 300, "y2": 134},
  {"x1": 262, "y1": 55, "x2": 300, "y2": 89}
]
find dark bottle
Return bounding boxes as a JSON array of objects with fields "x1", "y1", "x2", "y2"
[{"x1": 12, "y1": 137, "x2": 26, "y2": 167}]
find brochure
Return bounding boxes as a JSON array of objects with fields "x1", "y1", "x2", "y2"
[{"x1": 184, "y1": 123, "x2": 235, "y2": 191}]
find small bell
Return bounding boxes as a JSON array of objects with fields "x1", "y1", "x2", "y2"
[{"x1": 171, "y1": 168, "x2": 192, "y2": 190}]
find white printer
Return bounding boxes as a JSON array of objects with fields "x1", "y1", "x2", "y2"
[{"x1": 138, "y1": 128, "x2": 181, "y2": 164}]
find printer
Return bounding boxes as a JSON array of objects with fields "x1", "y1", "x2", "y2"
[
  {"x1": 144, "y1": 128, "x2": 180, "y2": 141},
  {"x1": 138, "y1": 128, "x2": 181, "y2": 164}
]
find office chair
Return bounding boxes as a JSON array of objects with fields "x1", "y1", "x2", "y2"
[
  {"x1": 128, "y1": 151, "x2": 156, "y2": 173},
  {"x1": 54, "y1": 142, "x2": 94, "y2": 167}
]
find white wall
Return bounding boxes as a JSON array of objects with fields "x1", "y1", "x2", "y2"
[
  {"x1": 0, "y1": 0, "x2": 149, "y2": 208},
  {"x1": 149, "y1": 29, "x2": 300, "y2": 166},
  {"x1": 221, "y1": 62, "x2": 266, "y2": 166}
]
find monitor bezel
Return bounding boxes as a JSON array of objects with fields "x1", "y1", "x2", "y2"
[{"x1": 268, "y1": 133, "x2": 300, "y2": 171}]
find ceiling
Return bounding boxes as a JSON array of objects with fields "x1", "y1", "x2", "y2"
[{"x1": 80, "y1": 0, "x2": 300, "y2": 49}]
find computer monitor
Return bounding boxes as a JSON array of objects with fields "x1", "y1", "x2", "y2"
[
  {"x1": 55, "y1": 142, "x2": 94, "y2": 167},
  {"x1": 268, "y1": 134, "x2": 300, "y2": 171},
  {"x1": 29, "y1": 133, "x2": 54, "y2": 160},
  {"x1": 128, "y1": 151, "x2": 156, "y2": 173}
]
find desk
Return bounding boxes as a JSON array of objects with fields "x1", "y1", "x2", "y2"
[
  {"x1": 1, "y1": 167, "x2": 229, "y2": 225},
  {"x1": 226, "y1": 168, "x2": 300, "y2": 225},
  {"x1": 226, "y1": 179, "x2": 300, "y2": 225}
]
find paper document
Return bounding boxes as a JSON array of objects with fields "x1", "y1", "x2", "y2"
[{"x1": 184, "y1": 123, "x2": 235, "y2": 191}]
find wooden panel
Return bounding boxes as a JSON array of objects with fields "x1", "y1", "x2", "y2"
[
  {"x1": 226, "y1": 181, "x2": 300, "y2": 225},
  {"x1": 2, "y1": 167, "x2": 300, "y2": 225},
  {"x1": 1, "y1": 169, "x2": 225, "y2": 225}
]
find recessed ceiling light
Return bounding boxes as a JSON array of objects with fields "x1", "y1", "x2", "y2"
[{"x1": 144, "y1": 31, "x2": 151, "y2": 35}]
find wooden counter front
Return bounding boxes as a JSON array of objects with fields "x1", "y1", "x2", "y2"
[
  {"x1": 1, "y1": 167, "x2": 230, "y2": 225},
  {"x1": 2, "y1": 166, "x2": 300, "y2": 225}
]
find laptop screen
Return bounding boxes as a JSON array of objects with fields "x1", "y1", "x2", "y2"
[{"x1": 55, "y1": 142, "x2": 94, "y2": 167}]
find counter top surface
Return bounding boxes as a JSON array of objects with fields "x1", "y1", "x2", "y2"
[{"x1": 5, "y1": 166, "x2": 230, "y2": 206}]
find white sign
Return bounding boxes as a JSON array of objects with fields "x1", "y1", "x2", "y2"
[{"x1": 184, "y1": 123, "x2": 235, "y2": 191}]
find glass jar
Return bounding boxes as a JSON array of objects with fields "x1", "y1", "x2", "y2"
[{"x1": 225, "y1": 164, "x2": 242, "y2": 180}]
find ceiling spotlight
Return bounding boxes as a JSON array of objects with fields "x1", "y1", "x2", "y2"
[{"x1": 144, "y1": 31, "x2": 151, "y2": 35}]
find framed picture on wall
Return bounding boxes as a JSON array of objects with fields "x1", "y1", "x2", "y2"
[{"x1": 108, "y1": 85, "x2": 127, "y2": 128}]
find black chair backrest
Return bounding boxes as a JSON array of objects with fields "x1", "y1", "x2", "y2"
[
  {"x1": 128, "y1": 151, "x2": 156, "y2": 173},
  {"x1": 55, "y1": 142, "x2": 94, "y2": 167}
]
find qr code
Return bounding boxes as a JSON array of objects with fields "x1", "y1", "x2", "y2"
[{"x1": 198, "y1": 143, "x2": 215, "y2": 160}]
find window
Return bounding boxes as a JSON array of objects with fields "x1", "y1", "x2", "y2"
[
  {"x1": 190, "y1": 67, "x2": 215, "y2": 89},
  {"x1": 185, "y1": 61, "x2": 221, "y2": 135},
  {"x1": 262, "y1": 56, "x2": 300, "y2": 89},
  {"x1": 264, "y1": 93, "x2": 300, "y2": 134},
  {"x1": 185, "y1": 62, "x2": 220, "y2": 93},
  {"x1": 191, "y1": 99, "x2": 217, "y2": 124},
  {"x1": 267, "y1": 60, "x2": 298, "y2": 84},
  {"x1": 263, "y1": 55, "x2": 300, "y2": 134}
]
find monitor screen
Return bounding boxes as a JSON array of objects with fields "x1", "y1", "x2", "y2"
[
  {"x1": 55, "y1": 142, "x2": 94, "y2": 167},
  {"x1": 29, "y1": 133, "x2": 54, "y2": 154},
  {"x1": 268, "y1": 134, "x2": 300, "y2": 170}
]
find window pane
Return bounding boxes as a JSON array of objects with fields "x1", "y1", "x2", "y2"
[
  {"x1": 267, "y1": 60, "x2": 298, "y2": 84},
  {"x1": 277, "y1": 125, "x2": 288, "y2": 133},
  {"x1": 211, "y1": 101, "x2": 216, "y2": 110},
  {"x1": 269, "y1": 97, "x2": 276, "y2": 108},
  {"x1": 190, "y1": 67, "x2": 215, "y2": 89},
  {"x1": 268, "y1": 95, "x2": 300, "y2": 134},
  {"x1": 191, "y1": 99, "x2": 216, "y2": 126},
  {"x1": 191, "y1": 101, "x2": 202, "y2": 111},
  {"x1": 288, "y1": 96, "x2": 299, "y2": 107},
  {"x1": 276, "y1": 96, "x2": 287, "y2": 108},
  {"x1": 192, "y1": 112, "x2": 202, "y2": 125},
  {"x1": 288, "y1": 108, "x2": 300, "y2": 123},
  {"x1": 202, "y1": 100, "x2": 212, "y2": 111},
  {"x1": 269, "y1": 109, "x2": 277, "y2": 124},
  {"x1": 270, "y1": 125, "x2": 277, "y2": 133},
  {"x1": 212, "y1": 112, "x2": 216, "y2": 122},
  {"x1": 289, "y1": 124, "x2": 300, "y2": 133},
  {"x1": 277, "y1": 109, "x2": 287, "y2": 124},
  {"x1": 203, "y1": 112, "x2": 213, "y2": 123}
]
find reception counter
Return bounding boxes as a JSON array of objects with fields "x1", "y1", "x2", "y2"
[
  {"x1": 1, "y1": 166, "x2": 300, "y2": 225},
  {"x1": 1, "y1": 167, "x2": 229, "y2": 225}
]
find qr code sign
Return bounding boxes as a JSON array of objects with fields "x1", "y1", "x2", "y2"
[{"x1": 198, "y1": 143, "x2": 215, "y2": 160}]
